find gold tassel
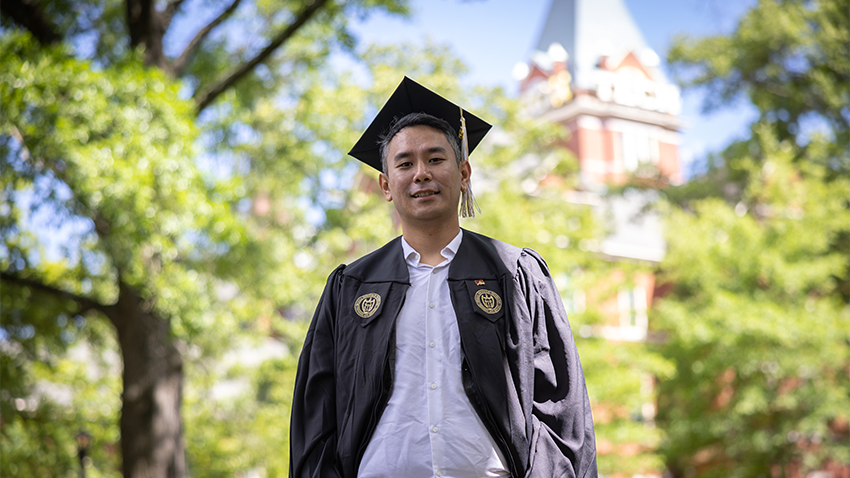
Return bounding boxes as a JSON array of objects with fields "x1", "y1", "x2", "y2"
[
  {"x1": 460, "y1": 184, "x2": 480, "y2": 218},
  {"x1": 459, "y1": 107, "x2": 480, "y2": 218}
]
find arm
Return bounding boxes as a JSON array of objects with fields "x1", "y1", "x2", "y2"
[
  {"x1": 290, "y1": 266, "x2": 345, "y2": 478},
  {"x1": 521, "y1": 250, "x2": 597, "y2": 478}
]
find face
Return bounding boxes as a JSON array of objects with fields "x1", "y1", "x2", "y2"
[{"x1": 378, "y1": 125, "x2": 471, "y2": 230}]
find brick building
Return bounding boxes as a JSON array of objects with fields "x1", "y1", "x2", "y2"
[{"x1": 514, "y1": 0, "x2": 684, "y2": 345}]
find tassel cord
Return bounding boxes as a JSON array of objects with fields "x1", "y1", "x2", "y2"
[{"x1": 458, "y1": 107, "x2": 480, "y2": 218}]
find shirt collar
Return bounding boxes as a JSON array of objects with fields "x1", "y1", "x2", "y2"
[{"x1": 401, "y1": 229, "x2": 463, "y2": 267}]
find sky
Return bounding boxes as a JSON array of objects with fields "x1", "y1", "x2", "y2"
[{"x1": 347, "y1": 0, "x2": 760, "y2": 176}]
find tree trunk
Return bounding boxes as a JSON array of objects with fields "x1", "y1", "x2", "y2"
[
  {"x1": 111, "y1": 282, "x2": 185, "y2": 478},
  {"x1": 126, "y1": 0, "x2": 168, "y2": 69}
]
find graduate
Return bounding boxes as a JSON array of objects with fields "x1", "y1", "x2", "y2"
[{"x1": 290, "y1": 77, "x2": 597, "y2": 478}]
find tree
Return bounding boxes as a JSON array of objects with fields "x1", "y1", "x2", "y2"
[
  {"x1": 1, "y1": 0, "x2": 408, "y2": 475},
  {"x1": 1, "y1": 33, "x2": 271, "y2": 476},
  {"x1": 655, "y1": 128, "x2": 850, "y2": 477},
  {"x1": 654, "y1": 0, "x2": 850, "y2": 475},
  {"x1": 668, "y1": 0, "x2": 849, "y2": 167},
  {"x1": 665, "y1": 0, "x2": 849, "y2": 192}
]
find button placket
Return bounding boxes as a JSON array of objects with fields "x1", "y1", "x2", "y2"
[
  {"x1": 366, "y1": 237, "x2": 509, "y2": 478},
  {"x1": 426, "y1": 266, "x2": 440, "y2": 449}
]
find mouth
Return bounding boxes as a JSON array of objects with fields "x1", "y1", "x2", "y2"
[{"x1": 411, "y1": 190, "x2": 439, "y2": 198}]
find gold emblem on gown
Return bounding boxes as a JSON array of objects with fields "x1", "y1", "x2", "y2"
[
  {"x1": 474, "y1": 289, "x2": 502, "y2": 314},
  {"x1": 354, "y1": 293, "x2": 381, "y2": 318}
]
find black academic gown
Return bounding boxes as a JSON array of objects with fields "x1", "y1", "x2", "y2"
[{"x1": 290, "y1": 229, "x2": 597, "y2": 478}]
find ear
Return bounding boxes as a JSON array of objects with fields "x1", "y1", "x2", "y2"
[
  {"x1": 459, "y1": 160, "x2": 472, "y2": 190},
  {"x1": 378, "y1": 173, "x2": 393, "y2": 202}
]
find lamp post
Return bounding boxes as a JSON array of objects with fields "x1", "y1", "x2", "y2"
[{"x1": 75, "y1": 431, "x2": 91, "y2": 478}]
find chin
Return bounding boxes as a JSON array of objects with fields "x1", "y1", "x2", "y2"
[{"x1": 412, "y1": 209, "x2": 458, "y2": 224}]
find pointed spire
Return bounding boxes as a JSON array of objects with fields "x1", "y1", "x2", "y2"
[{"x1": 533, "y1": 0, "x2": 667, "y2": 90}]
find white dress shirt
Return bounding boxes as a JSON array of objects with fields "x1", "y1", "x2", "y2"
[{"x1": 358, "y1": 230, "x2": 510, "y2": 478}]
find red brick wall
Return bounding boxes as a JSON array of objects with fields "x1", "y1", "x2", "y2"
[{"x1": 658, "y1": 141, "x2": 680, "y2": 183}]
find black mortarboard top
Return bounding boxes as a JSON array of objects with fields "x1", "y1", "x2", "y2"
[{"x1": 348, "y1": 76, "x2": 492, "y2": 172}]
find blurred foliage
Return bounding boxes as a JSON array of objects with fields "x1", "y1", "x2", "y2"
[
  {"x1": 658, "y1": 0, "x2": 850, "y2": 476},
  {"x1": 0, "y1": 30, "x2": 278, "y2": 476},
  {"x1": 182, "y1": 321, "x2": 308, "y2": 477},
  {"x1": 667, "y1": 0, "x2": 849, "y2": 189},
  {"x1": 1, "y1": 314, "x2": 122, "y2": 477},
  {"x1": 656, "y1": 129, "x2": 850, "y2": 478}
]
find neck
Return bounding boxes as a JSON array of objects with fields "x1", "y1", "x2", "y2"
[{"x1": 401, "y1": 219, "x2": 461, "y2": 266}]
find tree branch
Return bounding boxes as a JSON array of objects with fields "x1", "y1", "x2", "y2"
[
  {"x1": 163, "y1": 0, "x2": 188, "y2": 26},
  {"x1": 126, "y1": 0, "x2": 153, "y2": 48},
  {"x1": 168, "y1": 0, "x2": 243, "y2": 78},
  {"x1": 0, "y1": 0, "x2": 62, "y2": 45},
  {"x1": 1, "y1": 271, "x2": 113, "y2": 315},
  {"x1": 193, "y1": 0, "x2": 331, "y2": 114}
]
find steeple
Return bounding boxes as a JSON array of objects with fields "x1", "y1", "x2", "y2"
[
  {"x1": 534, "y1": 0, "x2": 667, "y2": 90},
  {"x1": 516, "y1": 0, "x2": 684, "y2": 186},
  {"x1": 515, "y1": 0, "x2": 684, "y2": 269}
]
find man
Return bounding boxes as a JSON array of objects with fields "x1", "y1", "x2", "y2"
[{"x1": 290, "y1": 77, "x2": 597, "y2": 478}]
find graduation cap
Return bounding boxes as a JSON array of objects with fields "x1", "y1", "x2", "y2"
[
  {"x1": 348, "y1": 77, "x2": 492, "y2": 217},
  {"x1": 348, "y1": 77, "x2": 492, "y2": 172}
]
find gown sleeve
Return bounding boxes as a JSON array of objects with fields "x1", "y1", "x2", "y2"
[
  {"x1": 519, "y1": 250, "x2": 598, "y2": 478},
  {"x1": 290, "y1": 265, "x2": 346, "y2": 478}
]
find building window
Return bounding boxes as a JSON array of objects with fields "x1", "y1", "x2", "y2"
[
  {"x1": 618, "y1": 285, "x2": 648, "y2": 335},
  {"x1": 619, "y1": 128, "x2": 659, "y2": 172}
]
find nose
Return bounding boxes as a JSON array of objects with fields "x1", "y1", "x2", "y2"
[{"x1": 413, "y1": 161, "x2": 431, "y2": 183}]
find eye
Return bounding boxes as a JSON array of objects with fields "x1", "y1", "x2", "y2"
[{"x1": 429, "y1": 157, "x2": 445, "y2": 163}]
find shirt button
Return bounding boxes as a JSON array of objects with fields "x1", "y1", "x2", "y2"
[
  {"x1": 436, "y1": 471, "x2": 442, "y2": 477},
  {"x1": 430, "y1": 383, "x2": 437, "y2": 390},
  {"x1": 429, "y1": 342, "x2": 436, "y2": 348},
  {"x1": 432, "y1": 426, "x2": 439, "y2": 433},
  {"x1": 429, "y1": 303, "x2": 435, "y2": 308}
]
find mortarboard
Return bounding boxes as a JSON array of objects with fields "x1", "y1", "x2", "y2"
[{"x1": 348, "y1": 76, "x2": 492, "y2": 173}]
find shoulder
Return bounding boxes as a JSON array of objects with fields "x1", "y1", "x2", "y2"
[
  {"x1": 464, "y1": 230, "x2": 551, "y2": 280},
  {"x1": 517, "y1": 247, "x2": 553, "y2": 280},
  {"x1": 340, "y1": 236, "x2": 408, "y2": 283}
]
